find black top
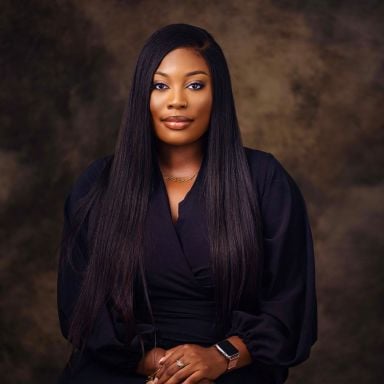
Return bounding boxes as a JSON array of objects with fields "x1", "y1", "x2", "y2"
[{"x1": 57, "y1": 147, "x2": 317, "y2": 384}]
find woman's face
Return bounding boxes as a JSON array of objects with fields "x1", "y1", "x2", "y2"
[{"x1": 150, "y1": 47, "x2": 213, "y2": 147}]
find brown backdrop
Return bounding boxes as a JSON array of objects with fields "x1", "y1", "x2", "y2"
[{"x1": 1, "y1": 0, "x2": 383, "y2": 383}]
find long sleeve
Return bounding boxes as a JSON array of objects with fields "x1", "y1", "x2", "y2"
[
  {"x1": 57, "y1": 157, "x2": 156, "y2": 374},
  {"x1": 226, "y1": 152, "x2": 317, "y2": 367}
]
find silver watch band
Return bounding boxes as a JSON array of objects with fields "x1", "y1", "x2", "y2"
[{"x1": 214, "y1": 341, "x2": 240, "y2": 371}]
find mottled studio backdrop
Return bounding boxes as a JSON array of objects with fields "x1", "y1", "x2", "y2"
[{"x1": 1, "y1": 0, "x2": 383, "y2": 383}]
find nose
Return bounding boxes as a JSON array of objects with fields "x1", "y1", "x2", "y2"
[{"x1": 167, "y1": 89, "x2": 187, "y2": 109}]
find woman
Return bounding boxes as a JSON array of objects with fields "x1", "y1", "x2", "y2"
[{"x1": 58, "y1": 24, "x2": 317, "y2": 384}]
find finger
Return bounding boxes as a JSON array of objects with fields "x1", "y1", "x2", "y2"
[
  {"x1": 181, "y1": 370, "x2": 204, "y2": 384},
  {"x1": 159, "y1": 345, "x2": 184, "y2": 365},
  {"x1": 157, "y1": 350, "x2": 183, "y2": 377},
  {"x1": 163, "y1": 363, "x2": 196, "y2": 384},
  {"x1": 156, "y1": 352, "x2": 185, "y2": 383}
]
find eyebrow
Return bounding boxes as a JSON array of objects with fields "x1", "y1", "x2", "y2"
[{"x1": 154, "y1": 70, "x2": 209, "y2": 77}]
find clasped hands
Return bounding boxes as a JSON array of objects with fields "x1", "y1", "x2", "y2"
[{"x1": 139, "y1": 344, "x2": 228, "y2": 384}]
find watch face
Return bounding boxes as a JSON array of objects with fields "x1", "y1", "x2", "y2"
[{"x1": 218, "y1": 340, "x2": 239, "y2": 356}]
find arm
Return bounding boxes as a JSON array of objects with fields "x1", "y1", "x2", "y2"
[
  {"x1": 58, "y1": 158, "x2": 158, "y2": 374},
  {"x1": 225, "y1": 154, "x2": 317, "y2": 367}
]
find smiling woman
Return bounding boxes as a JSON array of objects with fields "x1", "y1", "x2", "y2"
[
  {"x1": 58, "y1": 24, "x2": 317, "y2": 384},
  {"x1": 150, "y1": 48, "x2": 212, "y2": 148},
  {"x1": 150, "y1": 48, "x2": 213, "y2": 224}
]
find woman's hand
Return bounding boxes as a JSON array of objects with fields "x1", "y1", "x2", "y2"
[
  {"x1": 136, "y1": 347, "x2": 166, "y2": 377},
  {"x1": 154, "y1": 344, "x2": 227, "y2": 384}
]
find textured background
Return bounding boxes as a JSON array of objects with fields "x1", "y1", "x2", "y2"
[{"x1": 1, "y1": 0, "x2": 383, "y2": 383}]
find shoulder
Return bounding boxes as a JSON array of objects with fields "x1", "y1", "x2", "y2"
[
  {"x1": 243, "y1": 146, "x2": 285, "y2": 174},
  {"x1": 243, "y1": 146, "x2": 291, "y2": 200}
]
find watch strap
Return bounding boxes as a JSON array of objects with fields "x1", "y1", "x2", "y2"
[{"x1": 214, "y1": 340, "x2": 240, "y2": 371}]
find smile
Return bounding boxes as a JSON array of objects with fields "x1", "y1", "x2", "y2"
[{"x1": 161, "y1": 116, "x2": 193, "y2": 130}]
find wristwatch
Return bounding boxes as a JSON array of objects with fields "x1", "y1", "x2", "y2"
[{"x1": 214, "y1": 339, "x2": 240, "y2": 371}]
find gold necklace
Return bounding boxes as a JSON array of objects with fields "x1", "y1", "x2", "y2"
[{"x1": 163, "y1": 173, "x2": 197, "y2": 183}]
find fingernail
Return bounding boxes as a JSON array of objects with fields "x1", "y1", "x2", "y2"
[
  {"x1": 153, "y1": 378, "x2": 159, "y2": 384},
  {"x1": 158, "y1": 356, "x2": 166, "y2": 364}
]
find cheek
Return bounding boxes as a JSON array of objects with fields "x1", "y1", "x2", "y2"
[
  {"x1": 196, "y1": 94, "x2": 212, "y2": 119},
  {"x1": 150, "y1": 94, "x2": 163, "y2": 117}
]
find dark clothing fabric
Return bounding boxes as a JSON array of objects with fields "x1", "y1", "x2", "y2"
[{"x1": 57, "y1": 147, "x2": 317, "y2": 383}]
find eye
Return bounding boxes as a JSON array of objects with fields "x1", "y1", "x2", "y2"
[
  {"x1": 152, "y1": 82, "x2": 169, "y2": 90},
  {"x1": 187, "y1": 82, "x2": 205, "y2": 90}
]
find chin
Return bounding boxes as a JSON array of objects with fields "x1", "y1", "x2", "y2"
[
  {"x1": 154, "y1": 130, "x2": 206, "y2": 146},
  {"x1": 155, "y1": 134, "x2": 206, "y2": 147}
]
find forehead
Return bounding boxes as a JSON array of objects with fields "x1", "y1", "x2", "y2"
[{"x1": 155, "y1": 47, "x2": 210, "y2": 74}]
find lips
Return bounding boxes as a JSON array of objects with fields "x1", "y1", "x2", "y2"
[{"x1": 161, "y1": 116, "x2": 193, "y2": 130}]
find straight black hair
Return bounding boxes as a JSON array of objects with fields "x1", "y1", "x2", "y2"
[{"x1": 60, "y1": 23, "x2": 263, "y2": 348}]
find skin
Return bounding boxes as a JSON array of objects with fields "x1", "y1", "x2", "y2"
[
  {"x1": 150, "y1": 47, "x2": 212, "y2": 223},
  {"x1": 136, "y1": 48, "x2": 252, "y2": 383}
]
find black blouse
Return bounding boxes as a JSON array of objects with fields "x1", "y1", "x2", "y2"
[{"x1": 57, "y1": 147, "x2": 317, "y2": 384}]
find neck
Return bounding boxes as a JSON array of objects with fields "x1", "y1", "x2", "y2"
[{"x1": 156, "y1": 140, "x2": 205, "y2": 176}]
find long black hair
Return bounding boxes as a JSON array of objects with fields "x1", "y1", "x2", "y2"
[{"x1": 60, "y1": 23, "x2": 263, "y2": 348}]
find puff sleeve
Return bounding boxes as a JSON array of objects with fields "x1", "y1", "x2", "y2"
[
  {"x1": 226, "y1": 152, "x2": 317, "y2": 367},
  {"x1": 57, "y1": 157, "x2": 156, "y2": 374}
]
